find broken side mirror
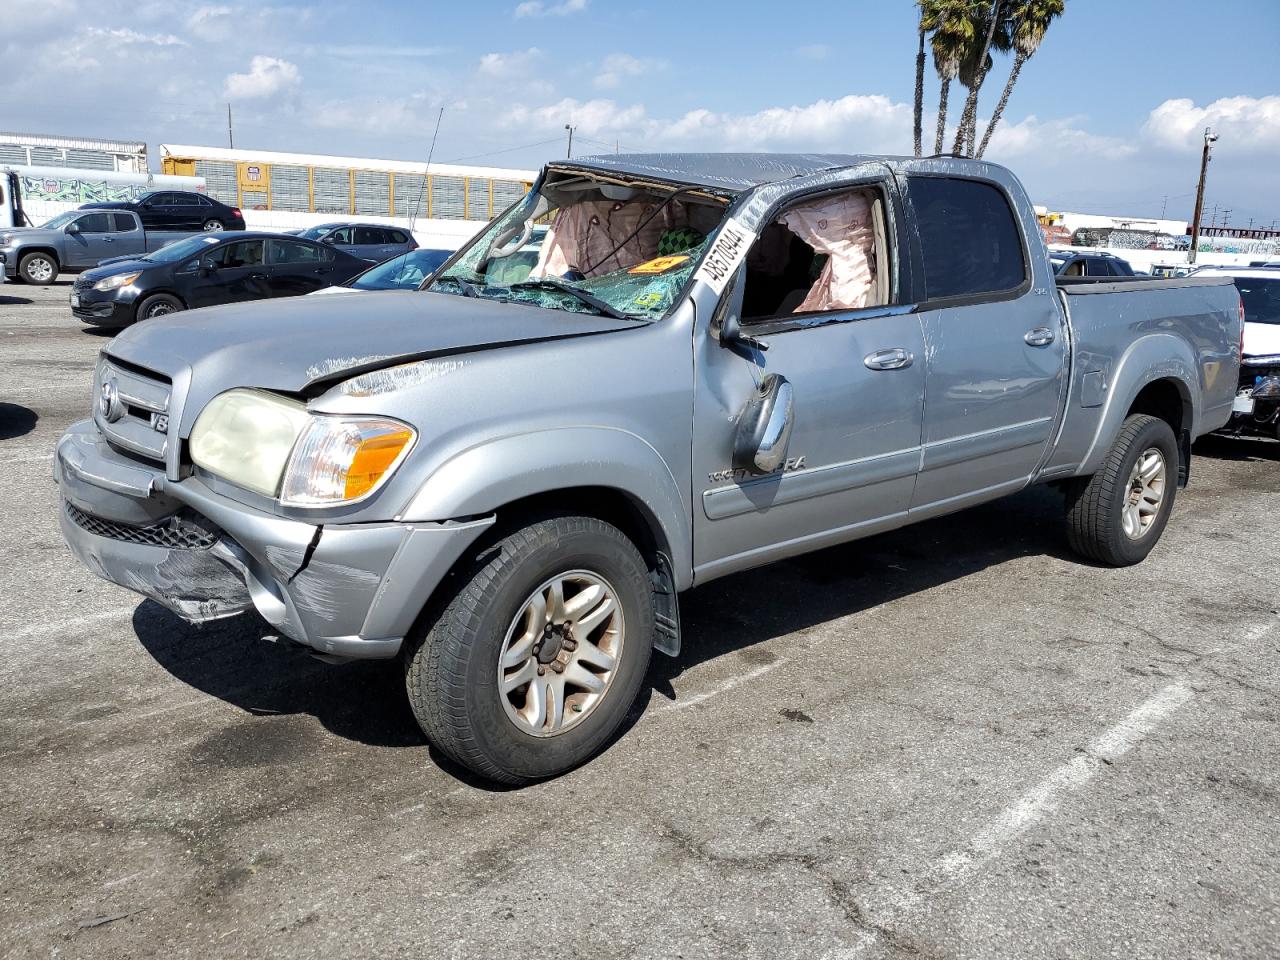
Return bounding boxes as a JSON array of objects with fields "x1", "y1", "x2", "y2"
[
  {"x1": 733, "y1": 373, "x2": 795, "y2": 475},
  {"x1": 717, "y1": 312, "x2": 770, "y2": 357}
]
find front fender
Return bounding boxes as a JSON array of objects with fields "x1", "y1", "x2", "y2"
[
  {"x1": 1078, "y1": 332, "x2": 1198, "y2": 476},
  {"x1": 401, "y1": 426, "x2": 693, "y2": 589}
]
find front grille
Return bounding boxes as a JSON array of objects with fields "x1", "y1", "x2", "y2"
[
  {"x1": 65, "y1": 501, "x2": 220, "y2": 550},
  {"x1": 96, "y1": 358, "x2": 172, "y2": 464}
]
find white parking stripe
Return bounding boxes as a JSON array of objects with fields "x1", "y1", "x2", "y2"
[{"x1": 832, "y1": 680, "x2": 1197, "y2": 957}]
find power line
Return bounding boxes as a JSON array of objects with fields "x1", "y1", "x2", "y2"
[{"x1": 442, "y1": 137, "x2": 564, "y2": 164}]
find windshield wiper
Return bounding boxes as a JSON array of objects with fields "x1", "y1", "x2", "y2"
[
  {"x1": 508, "y1": 278, "x2": 633, "y2": 320},
  {"x1": 432, "y1": 274, "x2": 479, "y2": 298}
]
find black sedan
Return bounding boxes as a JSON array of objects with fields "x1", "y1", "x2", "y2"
[
  {"x1": 83, "y1": 190, "x2": 246, "y2": 232},
  {"x1": 69, "y1": 232, "x2": 367, "y2": 327}
]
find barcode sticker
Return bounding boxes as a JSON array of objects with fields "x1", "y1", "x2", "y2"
[{"x1": 693, "y1": 217, "x2": 753, "y2": 295}]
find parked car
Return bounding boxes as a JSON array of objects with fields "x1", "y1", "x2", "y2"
[
  {"x1": 309, "y1": 248, "x2": 454, "y2": 295},
  {"x1": 1049, "y1": 250, "x2": 1136, "y2": 277},
  {"x1": 0, "y1": 209, "x2": 200, "y2": 285},
  {"x1": 294, "y1": 222, "x2": 417, "y2": 262},
  {"x1": 82, "y1": 191, "x2": 245, "y2": 233},
  {"x1": 69, "y1": 232, "x2": 367, "y2": 326},
  {"x1": 55, "y1": 153, "x2": 1240, "y2": 783},
  {"x1": 1191, "y1": 267, "x2": 1280, "y2": 438}
]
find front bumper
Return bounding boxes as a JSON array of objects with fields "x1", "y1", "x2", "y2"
[
  {"x1": 70, "y1": 282, "x2": 138, "y2": 326},
  {"x1": 55, "y1": 419, "x2": 493, "y2": 659}
]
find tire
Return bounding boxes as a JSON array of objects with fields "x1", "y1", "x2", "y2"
[
  {"x1": 135, "y1": 293, "x2": 184, "y2": 322},
  {"x1": 1065, "y1": 414, "x2": 1179, "y2": 566},
  {"x1": 19, "y1": 251, "x2": 57, "y2": 286},
  {"x1": 405, "y1": 514, "x2": 654, "y2": 784},
  {"x1": 201, "y1": 219, "x2": 225, "y2": 232}
]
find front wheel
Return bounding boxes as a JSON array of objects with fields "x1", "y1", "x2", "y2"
[
  {"x1": 405, "y1": 514, "x2": 654, "y2": 784},
  {"x1": 1065, "y1": 414, "x2": 1179, "y2": 566},
  {"x1": 19, "y1": 251, "x2": 57, "y2": 285},
  {"x1": 135, "y1": 293, "x2": 184, "y2": 322}
]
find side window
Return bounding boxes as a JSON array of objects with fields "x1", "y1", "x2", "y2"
[
  {"x1": 209, "y1": 240, "x2": 264, "y2": 268},
  {"x1": 74, "y1": 213, "x2": 111, "y2": 233},
  {"x1": 388, "y1": 229, "x2": 409, "y2": 244},
  {"x1": 740, "y1": 187, "x2": 891, "y2": 322},
  {"x1": 147, "y1": 193, "x2": 175, "y2": 206},
  {"x1": 910, "y1": 177, "x2": 1026, "y2": 300},
  {"x1": 197, "y1": 194, "x2": 215, "y2": 207},
  {"x1": 355, "y1": 226, "x2": 383, "y2": 245},
  {"x1": 328, "y1": 226, "x2": 353, "y2": 244},
  {"x1": 269, "y1": 239, "x2": 323, "y2": 264},
  {"x1": 1087, "y1": 259, "x2": 1112, "y2": 277},
  {"x1": 111, "y1": 213, "x2": 138, "y2": 232},
  {"x1": 172, "y1": 192, "x2": 199, "y2": 206}
]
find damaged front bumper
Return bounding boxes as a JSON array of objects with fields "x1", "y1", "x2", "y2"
[{"x1": 55, "y1": 419, "x2": 493, "y2": 659}]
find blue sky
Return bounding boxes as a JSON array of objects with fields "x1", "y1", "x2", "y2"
[{"x1": 7, "y1": 0, "x2": 1279, "y2": 224}]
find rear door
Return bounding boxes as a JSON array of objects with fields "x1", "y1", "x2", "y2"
[
  {"x1": 266, "y1": 238, "x2": 335, "y2": 296},
  {"x1": 903, "y1": 174, "x2": 1067, "y2": 514},
  {"x1": 169, "y1": 192, "x2": 204, "y2": 230},
  {"x1": 137, "y1": 193, "x2": 175, "y2": 229},
  {"x1": 349, "y1": 226, "x2": 392, "y2": 261}
]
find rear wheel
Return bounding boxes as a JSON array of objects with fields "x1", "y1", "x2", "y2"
[
  {"x1": 1065, "y1": 414, "x2": 1178, "y2": 566},
  {"x1": 201, "y1": 219, "x2": 225, "y2": 232},
  {"x1": 135, "y1": 293, "x2": 184, "y2": 322},
  {"x1": 19, "y1": 251, "x2": 57, "y2": 285},
  {"x1": 405, "y1": 514, "x2": 654, "y2": 784}
]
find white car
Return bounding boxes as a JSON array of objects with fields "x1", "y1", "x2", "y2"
[{"x1": 1194, "y1": 266, "x2": 1280, "y2": 437}]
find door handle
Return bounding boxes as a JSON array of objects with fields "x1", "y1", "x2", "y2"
[
  {"x1": 1024, "y1": 326, "x2": 1056, "y2": 347},
  {"x1": 250, "y1": 272, "x2": 268, "y2": 281},
  {"x1": 864, "y1": 347, "x2": 914, "y2": 371},
  {"x1": 102, "y1": 237, "x2": 114, "y2": 242}
]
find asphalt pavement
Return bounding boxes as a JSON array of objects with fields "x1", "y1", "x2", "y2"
[{"x1": 1, "y1": 278, "x2": 1277, "y2": 959}]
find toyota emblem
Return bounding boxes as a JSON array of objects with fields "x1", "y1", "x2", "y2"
[{"x1": 99, "y1": 377, "x2": 124, "y2": 422}]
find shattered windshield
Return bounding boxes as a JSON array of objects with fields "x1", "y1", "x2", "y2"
[{"x1": 428, "y1": 174, "x2": 727, "y2": 321}]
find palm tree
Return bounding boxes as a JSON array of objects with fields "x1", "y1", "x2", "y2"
[
  {"x1": 951, "y1": 0, "x2": 1011, "y2": 156},
  {"x1": 925, "y1": 0, "x2": 973, "y2": 155},
  {"x1": 975, "y1": 0, "x2": 1065, "y2": 159},
  {"x1": 913, "y1": 3, "x2": 929, "y2": 157}
]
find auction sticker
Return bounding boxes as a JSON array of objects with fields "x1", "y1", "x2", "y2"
[
  {"x1": 693, "y1": 217, "x2": 753, "y2": 295},
  {"x1": 629, "y1": 254, "x2": 690, "y2": 275}
]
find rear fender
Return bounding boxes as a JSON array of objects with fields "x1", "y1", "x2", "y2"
[
  {"x1": 401, "y1": 426, "x2": 692, "y2": 589},
  {"x1": 1078, "y1": 333, "x2": 1197, "y2": 476}
]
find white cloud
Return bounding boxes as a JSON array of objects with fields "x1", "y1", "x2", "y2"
[
  {"x1": 1142, "y1": 95, "x2": 1280, "y2": 154},
  {"x1": 660, "y1": 94, "x2": 909, "y2": 151},
  {"x1": 478, "y1": 48, "x2": 543, "y2": 77},
  {"x1": 223, "y1": 55, "x2": 301, "y2": 100},
  {"x1": 594, "y1": 53, "x2": 662, "y2": 90},
  {"x1": 984, "y1": 114, "x2": 1138, "y2": 163},
  {"x1": 500, "y1": 97, "x2": 654, "y2": 138},
  {"x1": 515, "y1": 0, "x2": 587, "y2": 17}
]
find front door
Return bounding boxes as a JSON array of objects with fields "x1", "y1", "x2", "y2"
[
  {"x1": 65, "y1": 212, "x2": 117, "y2": 267},
  {"x1": 902, "y1": 174, "x2": 1067, "y2": 513},
  {"x1": 184, "y1": 238, "x2": 270, "y2": 308},
  {"x1": 691, "y1": 174, "x2": 927, "y2": 581}
]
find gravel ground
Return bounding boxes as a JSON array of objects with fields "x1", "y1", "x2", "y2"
[{"x1": 1, "y1": 278, "x2": 1277, "y2": 959}]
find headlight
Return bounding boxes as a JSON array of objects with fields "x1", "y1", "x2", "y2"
[
  {"x1": 93, "y1": 271, "x2": 141, "y2": 292},
  {"x1": 189, "y1": 388, "x2": 415, "y2": 506}
]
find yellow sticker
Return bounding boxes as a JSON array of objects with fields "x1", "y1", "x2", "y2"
[{"x1": 629, "y1": 255, "x2": 690, "y2": 275}]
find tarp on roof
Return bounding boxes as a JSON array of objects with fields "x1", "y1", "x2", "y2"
[{"x1": 550, "y1": 153, "x2": 877, "y2": 193}]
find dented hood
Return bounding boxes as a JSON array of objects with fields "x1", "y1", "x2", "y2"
[{"x1": 103, "y1": 289, "x2": 639, "y2": 432}]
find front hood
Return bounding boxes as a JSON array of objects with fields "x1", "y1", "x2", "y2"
[
  {"x1": 104, "y1": 290, "x2": 641, "y2": 430},
  {"x1": 82, "y1": 258, "x2": 154, "y2": 280},
  {"x1": 1, "y1": 227, "x2": 59, "y2": 242},
  {"x1": 1243, "y1": 321, "x2": 1280, "y2": 362}
]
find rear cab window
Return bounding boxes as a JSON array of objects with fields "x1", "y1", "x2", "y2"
[{"x1": 909, "y1": 176, "x2": 1027, "y2": 301}]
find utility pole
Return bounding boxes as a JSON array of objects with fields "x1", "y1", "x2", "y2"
[
  {"x1": 564, "y1": 124, "x2": 575, "y2": 159},
  {"x1": 1209, "y1": 203, "x2": 1219, "y2": 228},
  {"x1": 1222, "y1": 209, "x2": 1232, "y2": 229},
  {"x1": 226, "y1": 103, "x2": 234, "y2": 149},
  {"x1": 1188, "y1": 127, "x2": 1216, "y2": 264}
]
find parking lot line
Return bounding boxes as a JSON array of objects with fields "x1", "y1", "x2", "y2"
[{"x1": 831, "y1": 678, "x2": 1200, "y2": 957}]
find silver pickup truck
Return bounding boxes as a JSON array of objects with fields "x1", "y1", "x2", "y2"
[
  {"x1": 54, "y1": 154, "x2": 1241, "y2": 783},
  {"x1": 0, "y1": 209, "x2": 195, "y2": 285}
]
